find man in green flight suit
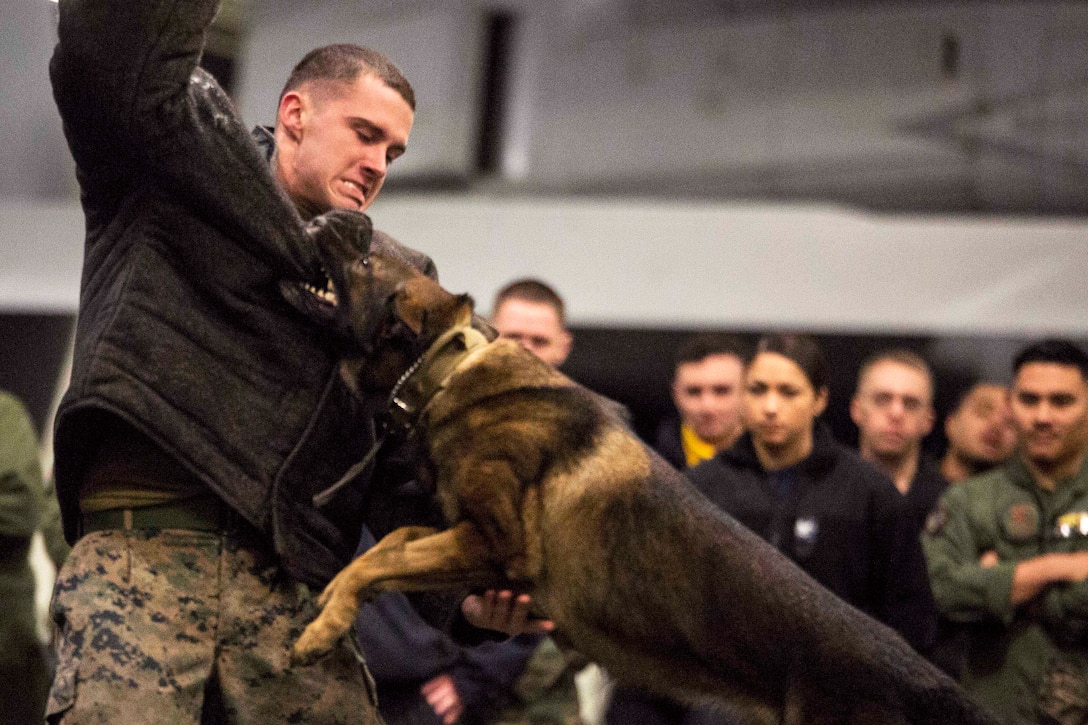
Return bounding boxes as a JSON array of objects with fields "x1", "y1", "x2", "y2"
[
  {"x1": 924, "y1": 339, "x2": 1088, "y2": 724},
  {"x1": 0, "y1": 390, "x2": 57, "y2": 722}
]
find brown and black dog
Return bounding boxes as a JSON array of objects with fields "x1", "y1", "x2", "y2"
[{"x1": 283, "y1": 211, "x2": 993, "y2": 725}]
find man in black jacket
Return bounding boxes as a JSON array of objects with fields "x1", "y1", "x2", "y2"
[
  {"x1": 850, "y1": 349, "x2": 948, "y2": 532},
  {"x1": 47, "y1": 1, "x2": 532, "y2": 722},
  {"x1": 653, "y1": 334, "x2": 748, "y2": 471}
]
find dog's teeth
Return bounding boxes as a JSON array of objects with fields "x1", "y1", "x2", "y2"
[{"x1": 301, "y1": 282, "x2": 337, "y2": 306}]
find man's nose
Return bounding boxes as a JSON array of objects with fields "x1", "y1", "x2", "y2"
[
  {"x1": 361, "y1": 147, "x2": 388, "y2": 178},
  {"x1": 1035, "y1": 402, "x2": 1056, "y2": 425}
]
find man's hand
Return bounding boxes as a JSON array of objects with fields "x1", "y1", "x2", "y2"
[
  {"x1": 421, "y1": 673, "x2": 463, "y2": 725},
  {"x1": 1010, "y1": 551, "x2": 1088, "y2": 606},
  {"x1": 460, "y1": 589, "x2": 554, "y2": 635}
]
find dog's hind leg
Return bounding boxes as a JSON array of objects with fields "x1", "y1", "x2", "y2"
[{"x1": 291, "y1": 520, "x2": 509, "y2": 666}]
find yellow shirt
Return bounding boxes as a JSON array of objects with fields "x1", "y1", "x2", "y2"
[{"x1": 680, "y1": 423, "x2": 717, "y2": 468}]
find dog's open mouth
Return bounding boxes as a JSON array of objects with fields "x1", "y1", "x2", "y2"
[
  {"x1": 283, "y1": 209, "x2": 377, "y2": 328},
  {"x1": 303, "y1": 272, "x2": 339, "y2": 308},
  {"x1": 281, "y1": 268, "x2": 340, "y2": 325}
]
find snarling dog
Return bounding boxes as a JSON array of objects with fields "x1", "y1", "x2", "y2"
[{"x1": 283, "y1": 211, "x2": 994, "y2": 725}]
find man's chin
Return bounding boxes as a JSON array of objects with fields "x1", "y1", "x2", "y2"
[
  {"x1": 961, "y1": 451, "x2": 1003, "y2": 468},
  {"x1": 871, "y1": 442, "x2": 908, "y2": 460},
  {"x1": 328, "y1": 186, "x2": 367, "y2": 212},
  {"x1": 1025, "y1": 448, "x2": 1065, "y2": 469},
  {"x1": 693, "y1": 427, "x2": 725, "y2": 443},
  {"x1": 332, "y1": 197, "x2": 364, "y2": 211}
]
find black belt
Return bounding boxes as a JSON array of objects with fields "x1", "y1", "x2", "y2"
[{"x1": 80, "y1": 495, "x2": 231, "y2": 534}]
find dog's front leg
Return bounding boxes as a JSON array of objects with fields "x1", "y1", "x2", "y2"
[
  {"x1": 291, "y1": 520, "x2": 505, "y2": 666},
  {"x1": 446, "y1": 456, "x2": 533, "y2": 580}
]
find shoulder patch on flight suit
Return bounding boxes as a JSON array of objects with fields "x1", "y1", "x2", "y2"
[
  {"x1": 1003, "y1": 502, "x2": 1040, "y2": 542},
  {"x1": 924, "y1": 504, "x2": 947, "y2": 537}
]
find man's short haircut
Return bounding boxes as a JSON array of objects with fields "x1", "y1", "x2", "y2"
[
  {"x1": 280, "y1": 44, "x2": 416, "y2": 111},
  {"x1": 754, "y1": 333, "x2": 830, "y2": 392},
  {"x1": 856, "y1": 348, "x2": 934, "y2": 399},
  {"x1": 673, "y1": 333, "x2": 749, "y2": 374},
  {"x1": 944, "y1": 378, "x2": 996, "y2": 411},
  {"x1": 1013, "y1": 339, "x2": 1088, "y2": 380},
  {"x1": 947, "y1": 379, "x2": 1003, "y2": 415},
  {"x1": 492, "y1": 278, "x2": 566, "y2": 326}
]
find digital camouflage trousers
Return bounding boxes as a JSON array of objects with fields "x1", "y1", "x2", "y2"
[
  {"x1": 488, "y1": 637, "x2": 584, "y2": 725},
  {"x1": 47, "y1": 527, "x2": 381, "y2": 724}
]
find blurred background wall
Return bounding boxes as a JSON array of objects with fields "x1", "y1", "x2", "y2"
[{"x1": 2, "y1": 0, "x2": 1087, "y2": 445}]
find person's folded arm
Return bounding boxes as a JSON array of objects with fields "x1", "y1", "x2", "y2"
[
  {"x1": 1034, "y1": 554, "x2": 1088, "y2": 639},
  {"x1": 923, "y1": 489, "x2": 1018, "y2": 625},
  {"x1": 1011, "y1": 552, "x2": 1088, "y2": 607}
]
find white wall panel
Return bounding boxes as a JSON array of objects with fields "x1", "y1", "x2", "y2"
[
  {"x1": 5, "y1": 193, "x2": 1085, "y2": 336},
  {"x1": 366, "y1": 194, "x2": 1088, "y2": 335}
]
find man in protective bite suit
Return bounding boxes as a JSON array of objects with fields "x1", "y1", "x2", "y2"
[{"x1": 47, "y1": 1, "x2": 537, "y2": 722}]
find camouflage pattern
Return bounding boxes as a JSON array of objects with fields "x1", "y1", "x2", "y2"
[
  {"x1": 1038, "y1": 652, "x2": 1088, "y2": 725},
  {"x1": 486, "y1": 638, "x2": 583, "y2": 725},
  {"x1": 47, "y1": 527, "x2": 382, "y2": 724}
]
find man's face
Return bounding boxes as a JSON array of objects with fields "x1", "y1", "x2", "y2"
[
  {"x1": 278, "y1": 73, "x2": 414, "y2": 217},
  {"x1": 945, "y1": 383, "x2": 1016, "y2": 466},
  {"x1": 850, "y1": 360, "x2": 934, "y2": 461},
  {"x1": 491, "y1": 298, "x2": 572, "y2": 369},
  {"x1": 1010, "y1": 363, "x2": 1088, "y2": 470},
  {"x1": 672, "y1": 354, "x2": 745, "y2": 449}
]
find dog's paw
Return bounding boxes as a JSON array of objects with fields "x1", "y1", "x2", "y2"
[
  {"x1": 316, "y1": 569, "x2": 350, "y2": 609},
  {"x1": 291, "y1": 594, "x2": 361, "y2": 668},
  {"x1": 290, "y1": 622, "x2": 338, "y2": 668}
]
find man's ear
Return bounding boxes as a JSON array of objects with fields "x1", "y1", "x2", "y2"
[
  {"x1": 277, "y1": 90, "x2": 306, "y2": 142},
  {"x1": 849, "y1": 396, "x2": 862, "y2": 426},
  {"x1": 921, "y1": 406, "x2": 936, "y2": 437},
  {"x1": 670, "y1": 380, "x2": 683, "y2": 411},
  {"x1": 554, "y1": 330, "x2": 573, "y2": 367}
]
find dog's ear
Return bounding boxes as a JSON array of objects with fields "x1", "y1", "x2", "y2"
[
  {"x1": 387, "y1": 277, "x2": 477, "y2": 342},
  {"x1": 453, "y1": 294, "x2": 474, "y2": 328},
  {"x1": 391, "y1": 280, "x2": 427, "y2": 335}
]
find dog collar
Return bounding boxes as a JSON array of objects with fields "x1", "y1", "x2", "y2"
[
  {"x1": 387, "y1": 325, "x2": 490, "y2": 435},
  {"x1": 311, "y1": 324, "x2": 488, "y2": 509}
]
